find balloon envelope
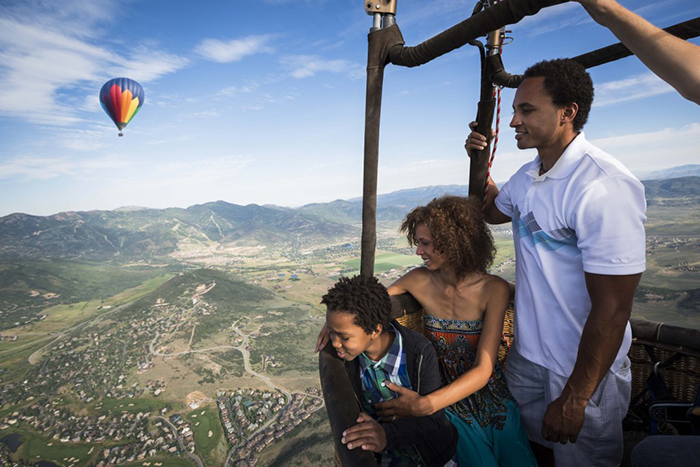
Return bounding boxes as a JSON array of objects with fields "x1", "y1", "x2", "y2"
[{"x1": 99, "y1": 78, "x2": 144, "y2": 134}]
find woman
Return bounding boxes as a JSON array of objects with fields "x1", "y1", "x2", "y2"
[{"x1": 367, "y1": 195, "x2": 535, "y2": 466}]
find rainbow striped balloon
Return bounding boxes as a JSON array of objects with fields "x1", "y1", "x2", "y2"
[{"x1": 99, "y1": 77, "x2": 145, "y2": 136}]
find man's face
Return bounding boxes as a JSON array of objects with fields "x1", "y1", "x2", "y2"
[
  {"x1": 326, "y1": 309, "x2": 377, "y2": 361},
  {"x1": 510, "y1": 76, "x2": 568, "y2": 151}
]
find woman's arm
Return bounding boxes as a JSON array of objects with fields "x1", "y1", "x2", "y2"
[{"x1": 377, "y1": 277, "x2": 510, "y2": 417}]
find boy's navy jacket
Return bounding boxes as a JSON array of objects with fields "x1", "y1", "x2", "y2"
[{"x1": 344, "y1": 319, "x2": 458, "y2": 467}]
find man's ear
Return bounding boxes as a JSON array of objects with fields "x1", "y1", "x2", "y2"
[
  {"x1": 561, "y1": 102, "x2": 579, "y2": 125},
  {"x1": 370, "y1": 324, "x2": 383, "y2": 339}
]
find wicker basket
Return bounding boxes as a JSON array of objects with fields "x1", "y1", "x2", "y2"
[{"x1": 629, "y1": 342, "x2": 700, "y2": 403}]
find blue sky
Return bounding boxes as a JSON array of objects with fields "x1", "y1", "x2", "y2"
[{"x1": 0, "y1": 0, "x2": 698, "y2": 216}]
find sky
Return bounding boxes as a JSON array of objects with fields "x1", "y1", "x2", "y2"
[{"x1": 0, "y1": 0, "x2": 698, "y2": 217}]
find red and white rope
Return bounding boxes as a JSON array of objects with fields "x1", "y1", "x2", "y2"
[{"x1": 483, "y1": 36, "x2": 504, "y2": 203}]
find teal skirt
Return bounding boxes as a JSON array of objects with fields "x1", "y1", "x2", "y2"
[{"x1": 446, "y1": 399, "x2": 537, "y2": 467}]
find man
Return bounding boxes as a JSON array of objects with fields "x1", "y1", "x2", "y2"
[
  {"x1": 466, "y1": 59, "x2": 646, "y2": 466},
  {"x1": 575, "y1": 0, "x2": 700, "y2": 105}
]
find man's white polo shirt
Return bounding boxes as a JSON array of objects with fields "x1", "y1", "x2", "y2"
[{"x1": 495, "y1": 132, "x2": 646, "y2": 377}]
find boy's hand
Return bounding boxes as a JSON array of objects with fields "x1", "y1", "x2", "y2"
[
  {"x1": 465, "y1": 120, "x2": 492, "y2": 154},
  {"x1": 341, "y1": 412, "x2": 387, "y2": 452},
  {"x1": 315, "y1": 322, "x2": 330, "y2": 353},
  {"x1": 375, "y1": 381, "x2": 431, "y2": 418}
]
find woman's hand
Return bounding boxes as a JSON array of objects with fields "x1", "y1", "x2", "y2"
[
  {"x1": 315, "y1": 322, "x2": 330, "y2": 353},
  {"x1": 374, "y1": 381, "x2": 432, "y2": 418},
  {"x1": 342, "y1": 412, "x2": 387, "y2": 452}
]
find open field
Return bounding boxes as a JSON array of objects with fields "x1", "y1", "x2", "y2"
[
  {"x1": 633, "y1": 298, "x2": 700, "y2": 329},
  {"x1": 0, "y1": 428, "x2": 95, "y2": 467},
  {"x1": 23, "y1": 435, "x2": 94, "y2": 466},
  {"x1": 185, "y1": 406, "x2": 223, "y2": 465},
  {"x1": 0, "y1": 337, "x2": 53, "y2": 387},
  {"x1": 94, "y1": 398, "x2": 172, "y2": 415},
  {"x1": 0, "y1": 261, "x2": 173, "y2": 305},
  {"x1": 343, "y1": 251, "x2": 421, "y2": 276}
]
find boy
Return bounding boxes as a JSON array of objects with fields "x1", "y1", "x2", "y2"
[{"x1": 321, "y1": 275, "x2": 458, "y2": 467}]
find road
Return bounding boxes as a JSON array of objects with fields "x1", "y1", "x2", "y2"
[{"x1": 157, "y1": 416, "x2": 205, "y2": 467}]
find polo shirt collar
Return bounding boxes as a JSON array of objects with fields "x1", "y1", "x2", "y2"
[
  {"x1": 526, "y1": 132, "x2": 591, "y2": 181},
  {"x1": 359, "y1": 323, "x2": 402, "y2": 378}
]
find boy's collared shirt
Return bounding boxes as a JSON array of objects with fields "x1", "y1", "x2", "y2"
[
  {"x1": 359, "y1": 323, "x2": 413, "y2": 409},
  {"x1": 358, "y1": 324, "x2": 423, "y2": 467}
]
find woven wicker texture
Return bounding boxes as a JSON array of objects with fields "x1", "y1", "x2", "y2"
[{"x1": 629, "y1": 343, "x2": 700, "y2": 403}]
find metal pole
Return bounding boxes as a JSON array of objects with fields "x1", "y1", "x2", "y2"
[
  {"x1": 468, "y1": 26, "x2": 502, "y2": 198},
  {"x1": 372, "y1": 12, "x2": 381, "y2": 32},
  {"x1": 360, "y1": 5, "x2": 397, "y2": 278}
]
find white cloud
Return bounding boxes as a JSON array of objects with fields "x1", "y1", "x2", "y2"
[
  {"x1": 216, "y1": 84, "x2": 257, "y2": 98},
  {"x1": 591, "y1": 123, "x2": 700, "y2": 151},
  {"x1": 192, "y1": 111, "x2": 220, "y2": 118},
  {"x1": 594, "y1": 72, "x2": 674, "y2": 107},
  {"x1": 0, "y1": 0, "x2": 117, "y2": 40},
  {"x1": 281, "y1": 54, "x2": 364, "y2": 79},
  {"x1": 514, "y1": 2, "x2": 586, "y2": 36},
  {"x1": 0, "y1": 154, "x2": 130, "y2": 180},
  {"x1": 0, "y1": 3, "x2": 188, "y2": 126},
  {"x1": 157, "y1": 155, "x2": 252, "y2": 178},
  {"x1": 590, "y1": 123, "x2": 700, "y2": 173},
  {"x1": 196, "y1": 35, "x2": 274, "y2": 63},
  {"x1": 111, "y1": 49, "x2": 190, "y2": 83},
  {"x1": 91, "y1": 155, "x2": 257, "y2": 209}
]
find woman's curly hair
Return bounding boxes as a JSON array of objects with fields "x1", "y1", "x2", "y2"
[
  {"x1": 321, "y1": 275, "x2": 392, "y2": 334},
  {"x1": 401, "y1": 195, "x2": 495, "y2": 281}
]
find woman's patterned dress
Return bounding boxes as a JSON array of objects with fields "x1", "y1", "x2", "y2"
[{"x1": 425, "y1": 315, "x2": 537, "y2": 467}]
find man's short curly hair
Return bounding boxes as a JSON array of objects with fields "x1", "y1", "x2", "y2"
[
  {"x1": 523, "y1": 59, "x2": 594, "y2": 132},
  {"x1": 321, "y1": 275, "x2": 392, "y2": 335},
  {"x1": 401, "y1": 195, "x2": 495, "y2": 281}
]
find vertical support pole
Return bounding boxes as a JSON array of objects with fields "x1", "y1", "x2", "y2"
[
  {"x1": 360, "y1": 2, "x2": 399, "y2": 278},
  {"x1": 360, "y1": 12, "x2": 395, "y2": 278},
  {"x1": 360, "y1": 45, "x2": 384, "y2": 278},
  {"x1": 468, "y1": 28, "x2": 502, "y2": 198}
]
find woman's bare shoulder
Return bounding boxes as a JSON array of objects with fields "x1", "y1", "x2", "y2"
[
  {"x1": 388, "y1": 267, "x2": 432, "y2": 295},
  {"x1": 481, "y1": 274, "x2": 512, "y2": 298}
]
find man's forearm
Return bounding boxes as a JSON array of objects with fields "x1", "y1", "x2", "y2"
[
  {"x1": 564, "y1": 302, "x2": 630, "y2": 405},
  {"x1": 564, "y1": 272, "x2": 640, "y2": 404},
  {"x1": 577, "y1": 0, "x2": 700, "y2": 104}
]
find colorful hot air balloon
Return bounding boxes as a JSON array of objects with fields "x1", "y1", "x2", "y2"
[{"x1": 99, "y1": 77, "x2": 145, "y2": 136}]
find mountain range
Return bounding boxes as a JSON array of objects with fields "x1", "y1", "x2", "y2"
[
  {"x1": 1, "y1": 175, "x2": 697, "y2": 262},
  {"x1": 638, "y1": 164, "x2": 700, "y2": 180}
]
